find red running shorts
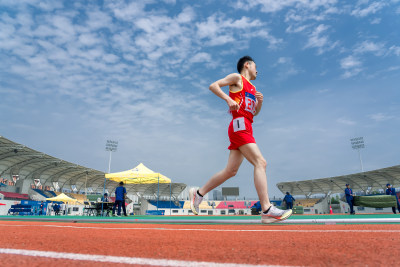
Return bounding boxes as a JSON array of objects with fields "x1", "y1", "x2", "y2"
[{"x1": 228, "y1": 117, "x2": 256, "y2": 150}]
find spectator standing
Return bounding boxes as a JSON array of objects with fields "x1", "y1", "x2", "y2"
[
  {"x1": 386, "y1": 184, "x2": 400, "y2": 214},
  {"x1": 61, "y1": 203, "x2": 66, "y2": 215},
  {"x1": 283, "y1": 192, "x2": 295, "y2": 210},
  {"x1": 53, "y1": 203, "x2": 60, "y2": 215},
  {"x1": 39, "y1": 201, "x2": 45, "y2": 215},
  {"x1": 345, "y1": 184, "x2": 355, "y2": 215},
  {"x1": 112, "y1": 182, "x2": 127, "y2": 216}
]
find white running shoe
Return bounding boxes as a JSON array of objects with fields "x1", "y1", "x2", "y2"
[
  {"x1": 261, "y1": 205, "x2": 292, "y2": 224},
  {"x1": 189, "y1": 187, "x2": 203, "y2": 215}
]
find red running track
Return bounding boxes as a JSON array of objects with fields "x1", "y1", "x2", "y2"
[{"x1": 0, "y1": 221, "x2": 399, "y2": 266}]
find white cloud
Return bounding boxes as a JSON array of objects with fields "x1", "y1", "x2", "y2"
[
  {"x1": 38, "y1": 0, "x2": 63, "y2": 11},
  {"x1": 354, "y1": 40, "x2": 385, "y2": 56},
  {"x1": 78, "y1": 33, "x2": 101, "y2": 47},
  {"x1": 340, "y1": 55, "x2": 362, "y2": 78},
  {"x1": 102, "y1": 54, "x2": 119, "y2": 64},
  {"x1": 370, "y1": 17, "x2": 381, "y2": 24},
  {"x1": 233, "y1": 0, "x2": 295, "y2": 13},
  {"x1": 106, "y1": 0, "x2": 149, "y2": 21},
  {"x1": 342, "y1": 68, "x2": 362, "y2": 78},
  {"x1": 340, "y1": 55, "x2": 361, "y2": 69},
  {"x1": 369, "y1": 113, "x2": 394, "y2": 121},
  {"x1": 86, "y1": 9, "x2": 113, "y2": 30},
  {"x1": 189, "y1": 52, "x2": 212, "y2": 64},
  {"x1": 176, "y1": 6, "x2": 195, "y2": 23},
  {"x1": 162, "y1": 0, "x2": 176, "y2": 4},
  {"x1": 351, "y1": 1, "x2": 386, "y2": 17},
  {"x1": 286, "y1": 24, "x2": 309, "y2": 33},
  {"x1": 233, "y1": 0, "x2": 338, "y2": 13},
  {"x1": 195, "y1": 14, "x2": 278, "y2": 48},
  {"x1": 196, "y1": 15, "x2": 263, "y2": 39},
  {"x1": 389, "y1": 46, "x2": 400, "y2": 56},
  {"x1": 273, "y1": 57, "x2": 300, "y2": 80},
  {"x1": 304, "y1": 24, "x2": 338, "y2": 54},
  {"x1": 386, "y1": 66, "x2": 400, "y2": 71},
  {"x1": 337, "y1": 118, "x2": 356, "y2": 125},
  {"x1": 2, "y1": 0, "x2": 64, "y2": 11},
  {"x1": 277, "y1": 57, "x2": 289, "y2": 64}
]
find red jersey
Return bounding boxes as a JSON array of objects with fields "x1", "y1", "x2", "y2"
[{"x1": 229, "y1": 75, "x2": 257, "y2": 123}]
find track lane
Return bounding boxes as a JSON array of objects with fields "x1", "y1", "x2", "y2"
[{"x1": 0, "y1": 221, "x2": 399, "y2": 266}]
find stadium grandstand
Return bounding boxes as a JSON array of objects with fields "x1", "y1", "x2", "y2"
[
  {"x1": 277, "y1": 165, "x2": 400, "y2": 214},
  {"x1": 0, "y1": 135, "x2": 186, "y2": 216}
]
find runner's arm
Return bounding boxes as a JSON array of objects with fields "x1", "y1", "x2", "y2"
[{"x1": 209, "y1": 73, "x2": 241, "y2": 111}]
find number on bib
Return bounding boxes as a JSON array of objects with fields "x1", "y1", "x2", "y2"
[
  {"x1": 244, "y1": 92, "x2": 256, "y2": 115},
  {"x1": 233, "y1": 117, "x2": 246, "y2": 132}
]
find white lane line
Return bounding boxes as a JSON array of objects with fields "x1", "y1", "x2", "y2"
[
  {"x1": 0, "y1": 248, "x2": 285, "y2": 267},
  {"x1": 0, "y1": 224, "x2": 399, "y2": 232}
]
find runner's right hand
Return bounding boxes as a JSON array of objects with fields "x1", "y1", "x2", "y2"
[{"x1": 227, "y1": 98, "x2": 240, "y2": 111}]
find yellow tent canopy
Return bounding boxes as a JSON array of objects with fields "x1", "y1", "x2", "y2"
[
  {"x1": 105, "y1": 163, "x2": 171, "y2": 184},
  {"x1": 46, "y1": 193, "x2": 81, "y2": 204}
]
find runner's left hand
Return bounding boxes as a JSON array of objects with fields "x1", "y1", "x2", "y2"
[{"x1": 255, "y1": 91, "x2": 263, "y2": 103}]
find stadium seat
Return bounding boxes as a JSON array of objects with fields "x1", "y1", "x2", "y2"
[
  {"x1": 295, "y1": 198, "x2": 321, "y2": 207},
  {"x1": 149, "y1": 200, "x2": 185, "y2": 209},
  {"x1": 215, "y1": 201, "x2": 247, "y2": 209},
  {"x1": 8, "y1": 204, "x2": 33, "y2": 215},
  {"x1": 0, "y1": 191, "x2": 29, "y2": 200}
]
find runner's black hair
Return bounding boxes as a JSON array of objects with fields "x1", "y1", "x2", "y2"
[{"x1": 237, "y1": 56, "x2": 255, "y2": 73}]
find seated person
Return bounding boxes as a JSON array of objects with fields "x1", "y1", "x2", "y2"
[
  {"x1": 251, "y1": 201, "x2": 262, "y2": 215},
  {"x1": 101, "y1": 193, "x2": 111, "y2": 202}
]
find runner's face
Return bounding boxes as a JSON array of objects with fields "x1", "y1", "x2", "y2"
[{"x1": 249, "y1": 61, "x2": 257, "y2": 80}]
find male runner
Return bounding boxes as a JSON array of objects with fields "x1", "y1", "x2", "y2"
[{"x1": 189, "y1": 56, "x2": 292, "y2": 224}]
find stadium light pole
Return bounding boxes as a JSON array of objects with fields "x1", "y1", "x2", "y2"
[
  {"x1": 103, "y1": 140, "x2": 118, "y2": 216},
  {"x1": 350, "y1": 137, "x2": 365, "y2": 172},
  {"x1": 85, "y1": 171, "x2": 88, "y2": 196}
]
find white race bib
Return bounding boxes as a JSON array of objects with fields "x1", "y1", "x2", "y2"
[{"x1": 233, "y1": 117, "x2": 246, "y2": 132}]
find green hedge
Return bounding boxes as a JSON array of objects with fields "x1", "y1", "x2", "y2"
[
  {"x1": 86, "y1": 194, "x2": 101, "y2": 201},
  {"x1": 293, "y1": 206, "x2": 303, "y2": 214},
  {"x1": 354, "y1": 195, "x2": 397, "y2": 208},
  {"x1": 278, "y1": 205, "x2": 304, "y2": 214}
]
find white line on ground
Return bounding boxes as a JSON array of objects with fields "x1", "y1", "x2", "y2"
[
  {"x1": 0, "y1": 248, "x2": 285, "y2": 267},
  {"x1": 0, "y1": 224, "x2": 399, "y2": 232}
]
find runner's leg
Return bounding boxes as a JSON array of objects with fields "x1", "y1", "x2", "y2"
[
  {"x1": 198, "y1": 149, "x2": 244, "y2": 196},
  {"x1": 238, "y1": 143, "x2": 271, "y2": 211}
]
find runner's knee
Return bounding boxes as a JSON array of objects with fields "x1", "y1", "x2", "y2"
[
  {"x1": 254, "y1": 157, "x2": 267, "y2": 170},
  {"x1": 225, "y1": 167, "x2": 239, "y2": 178}
]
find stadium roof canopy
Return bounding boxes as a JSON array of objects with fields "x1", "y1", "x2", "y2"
[
  {"x1": 276, "y1": 165, "x2": 400, "y2": 197},
  {"x1": 0, "y1": 135, "x2": 186, "y2": 198}
]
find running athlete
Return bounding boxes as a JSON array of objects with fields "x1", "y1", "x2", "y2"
[{"x1": 189, "y1": 56, "x2": 292, "y2": 224}]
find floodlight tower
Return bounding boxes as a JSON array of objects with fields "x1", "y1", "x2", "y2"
[
  {"x1": 106, "y1": 140, "x2": 118, "y2": 173},
  {"x1": 350, "y1": 137, "x2": 365, "y2": 172},
  {"x1": 102, "y1": 140, "x2": 118, "y2": 216}
]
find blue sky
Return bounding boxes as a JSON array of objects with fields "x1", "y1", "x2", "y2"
[{"x1": 1, "y1": 0, "x2": 399, "y2": 198}]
